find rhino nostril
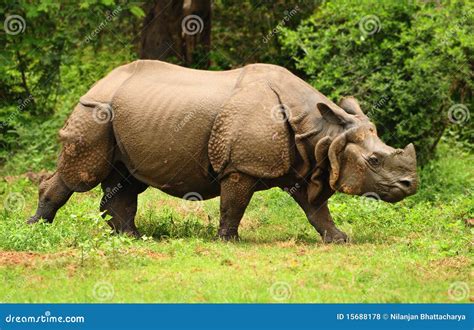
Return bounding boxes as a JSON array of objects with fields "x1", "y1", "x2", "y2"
[{"x1": 399, "y1": 179, "x2": 412, "y2": 188}]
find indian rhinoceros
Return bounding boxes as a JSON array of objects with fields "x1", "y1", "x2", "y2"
[{"x1": 28, "y1": 60, "x2": 418, "y2": 243}]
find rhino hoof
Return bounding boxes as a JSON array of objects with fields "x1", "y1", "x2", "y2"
[
  {"x1": 323, "y1": 230, "x2": 348, "y2": 244},
  {"x1": 27, "y1": 215, "x2": 52, "y2": 225},
  {"x1": 124, "y1": 230, "x2": 141, "y2": 239},
  {"x1": 217, "y1": 232, "x2": 240, "y2": 242},
  {"x1": 27, "y1": 215, "x2": 40, "y2": 224}
]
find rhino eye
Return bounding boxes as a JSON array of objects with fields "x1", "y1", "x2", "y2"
[{"x1": 368, "y1": 155, "x2": 379, "y2": 166}]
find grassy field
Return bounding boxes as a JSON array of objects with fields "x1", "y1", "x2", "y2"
[{"x1": 0, "y1": 143, "x2": 472, "y2": 303}]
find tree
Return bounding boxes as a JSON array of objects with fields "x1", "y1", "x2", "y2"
[{"x1": 140, "y1": 0, "x2": 211, "y2": 68}]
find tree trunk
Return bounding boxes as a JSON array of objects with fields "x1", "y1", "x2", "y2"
[
  {"x1": 140, "y1": 0, "x2": 184, "y2": 61},
  {"x1": 140, "y1": 0, "x2": 211, "y2": 68},
  {"x1": 182, "y1": 0, "x2": 211, "y2": 67}
]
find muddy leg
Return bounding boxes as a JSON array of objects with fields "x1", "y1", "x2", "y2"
[
  {"x1": 218, "y1": 172, "x2": 256, "y2": 240},
  {"x1": 27, "y1": 172, "x2": 73, "y2": 224},
  {"x1": 100, "y1": 163, "x2": 148, "y2": 237}
]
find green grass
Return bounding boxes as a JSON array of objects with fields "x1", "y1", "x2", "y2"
[{"x1": 0, "y1": 143, "x2": 472, "y2": 303}]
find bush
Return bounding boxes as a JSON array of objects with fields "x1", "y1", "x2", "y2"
[{"x1": 280, "y1": 0, "x2": 473, "y2": 164}]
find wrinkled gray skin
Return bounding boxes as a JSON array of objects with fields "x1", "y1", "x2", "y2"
[{"x1": 28, "y1": 60, "x2": 418, "y2": 243}]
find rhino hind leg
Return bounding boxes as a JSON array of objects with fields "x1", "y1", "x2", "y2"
[
  {"x1": 218, "y1": 172, "x2": 257, "y2": 240},
  {"x1": 100, "y1": 162, "x2": 148, "y2": 237}
]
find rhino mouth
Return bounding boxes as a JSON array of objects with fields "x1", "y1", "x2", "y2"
[
  {"x1": 380, "y1": 188, "x2": 406, "y2": 203},
  {"x1": 377, "y1": 182, "x2": 416, "y2": 203}
]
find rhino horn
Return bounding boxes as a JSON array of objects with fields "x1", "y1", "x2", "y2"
[{"x1": 403, "y1": 143, "x2": 416, "y2": 159}]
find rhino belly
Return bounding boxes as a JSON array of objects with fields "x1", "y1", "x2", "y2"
[{"x1": 111, "y1": 75, "x2": 235, "y2": 199}]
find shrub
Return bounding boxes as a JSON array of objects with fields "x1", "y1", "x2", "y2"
[{"x1": 280, "y1": 0, "x2": 473, "y2": 164}]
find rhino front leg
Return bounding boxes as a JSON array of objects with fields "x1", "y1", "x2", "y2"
[
  {"x1": 100, "y1": 163, "x2": 148, "y2": 237},
  {"x1": 218, "y1": 172, "x2": 257, "y2": 241},
  {"x1": 291, "y1": 189, "x2": 348, "y2": 243}
]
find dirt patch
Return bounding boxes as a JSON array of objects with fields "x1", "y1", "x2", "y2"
[
  {"x1": 0, "y1": 248, "x2": 170, "y2": 267},
  {"x1": 3, "y1": 170, "x2": 52, "y2": 185},
  {"x1": 411, "y1": 255, "x2": 472, "y2": 282},
  {"x1": 0, "y1": 250, "x2": 73, "y2": 267},
  {"x1": 194, "y1": 246, "x2": 213, "y2": 256},
  {"x1": 66, "y1": 263, "x2": 77, "y2": 277},
  {"x1": 429, "y1": 256, "x2": 471, "y2": 269},
  {"x1": 143, "y1": 250, "x2": 168, "y2": 260},
  {"x1": 0, "y1": 251, "x2": 41, "y2": 266},
  {"x1": 276, "y1": 239, "x2": 298, "y2": 248},
  {"x1": 25, "y1": 170, "x2": 53, "y2": 184},
  {"x1": 125, "y1": 248, "x2": 169, "y2": 260}
]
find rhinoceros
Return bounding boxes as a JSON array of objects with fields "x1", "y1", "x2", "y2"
[{"x1": 28, "y1": 60, "x2": 418, "y2": 243}]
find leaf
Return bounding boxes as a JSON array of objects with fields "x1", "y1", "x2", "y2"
[{"x1": 129, "y1": 5, "x2": 145, "y2": 18}]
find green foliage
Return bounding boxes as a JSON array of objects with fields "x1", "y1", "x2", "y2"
[
  {"x1": 280, "y1": 0, "x2": 473, "y2": 164},
  {"x1": 0, "y1": 0, "x2": 141, "y2": 164},
  {"x1": 210, "y1": 0, "x2": 320, "y2": 70},
  {"x1": 0, "y1": 0, "x2": 140, "y2": 110}
]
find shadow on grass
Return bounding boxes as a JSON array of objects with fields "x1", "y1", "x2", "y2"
[
  {"x1": 139, "y1": 214, "x2": 217, "y2": 241},
  {"x1": 137, "y1": 214, "x2": 322, "y2": 245}
]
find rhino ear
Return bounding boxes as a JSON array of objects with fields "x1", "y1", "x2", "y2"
[
  {"x1": 317, "y1": 103, "x2": 350, "y2": 126},
  {"x1": 209, "y1": 83, "x2": 292, "y2": 178},
  {"x1": 327, "y1": 133, "x2": 348, "y2": 190},
  {"x1": 338, "y1": 96, "x2": 365, "y2": 117},
  {"x1": 307, "y1": 136, "x2": 333, "y2": 204}
]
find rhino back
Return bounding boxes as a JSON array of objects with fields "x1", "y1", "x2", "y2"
[
  {"x1": 111, "y1": 60, "x2": 243, "y2": 196},
  {"x1": 81, "y1": 61, "x2": 140, "y2": 103}
]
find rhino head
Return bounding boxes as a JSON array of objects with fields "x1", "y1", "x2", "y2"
[{"x1": 315, "y1": 97, "x2": 418, "y2": 203}]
